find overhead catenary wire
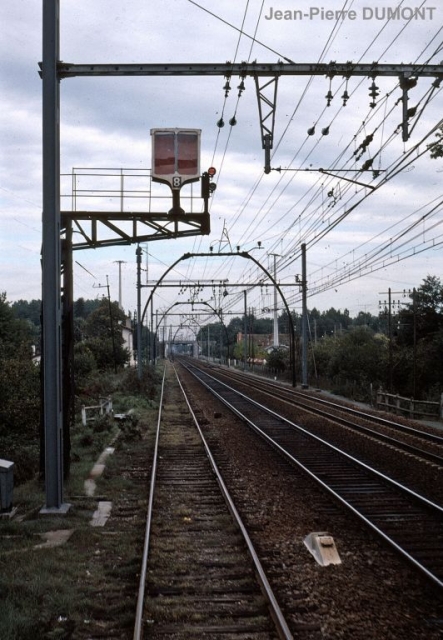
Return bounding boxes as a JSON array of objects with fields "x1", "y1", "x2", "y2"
[{"x1": 153, "y1": 2, "x2": 443, "y2": 320}]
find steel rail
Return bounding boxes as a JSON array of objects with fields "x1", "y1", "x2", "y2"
[
  {"x1": 172, "y1": 364, "x2": 293, "y2": 640},
  {"x1": 216, "y1": 364, "x2": 443, "y2": 446},
  {"x1": 133, "y1": 364, "x2": 293, "y2": 639},
  {"x1": 285, "y1": 398, "x2": 443, "y2": 466},
  {"x1": 294, "y1": 391, "x2": 443, "y2": 445},
  {"x1": 133, "y1": 366, "x2": 166, "y2": 640},
  {"x1": 210, "y1": 368, "x2": 443, "y2": 465},
  {"x1": 182, "y1": 362, "x2": 443, "y2": 590},
  {"x1": 204, "y1": 364, "x2": 443, "y2": 449}
]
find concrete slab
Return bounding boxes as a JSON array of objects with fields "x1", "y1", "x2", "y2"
[
  {"x1": 34, "y1": 529, "x2": 74, "y2": 549},
  {"x1": 39, "y1": 503, "x2": 72, "y2": 516},
  {"x1": 90, "y1": 501, "x2": 113, "y2": 527},
  {"x1": 84, "y1": 446, "x2": 115, "y2": 497}
]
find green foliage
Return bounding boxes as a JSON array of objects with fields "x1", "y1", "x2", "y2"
[
  {"x1": 309, "y1": 306, "x2": 354, "y2": 337},
  {"x1": 73, "y1": 296, "x2": 102, "y2": 319},
  {"x1": 311, "y1": 327, "x2": 387, "y2": 401},
  {"x1": 75, "y1": 299, "x2": 130, "y2": 373},
  {"x1": 391, "y1": 276, "x2": 443, "y2": 397},
  {"x1": 327, "y1": 327, "x2": 387, "y2": 385},
  {"x1": 0, "y1": 293, "x2": 34, "y2": 359},
  {"x1": 266, "y1": 348, "x2": 288, "y2": 372},
  {"x1": 309, "y1": 277, "x2": 443, "y2": 400},
  {"x1": 73, "y1": 342, "x2": 97, "y2": 376},
  {"x1": 0, "y1": 294, "x2": 40, "y2": 482},
  {"x1": 11, "y1": 298, "x2": 41, "y2": 325},
  {"x1": 9, "y1": 298, "x2": 41, "y2": 350},
  {"x1": 428, "y1": 124, "x2": 443, "y2": 159}
]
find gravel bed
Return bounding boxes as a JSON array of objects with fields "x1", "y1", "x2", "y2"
[
  {"x1": 178, "y1": 364, "x2": 443, "y2": 640},
  {"x1": 208, "y1": 366, "x2": 443, "y2": 506}
]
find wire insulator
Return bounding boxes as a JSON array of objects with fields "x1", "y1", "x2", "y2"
[{"x1": 369, "y1": 80, "x2": 379, "y2": 109}]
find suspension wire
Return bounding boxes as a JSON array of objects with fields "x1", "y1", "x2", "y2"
[
  {"x1": 199, "y1": 1, "x2": 267, "y2": 284},
  {"x1": 182, "y1": 0, "x2": 441, "y2": 317},
  {"x1": 229, "y1": 0, "x2": 415, "y2": 258},
  {"x1": 184, "y1": 0, "x2": 252, "y2": 280},
  {"x1": 187, "y1": 0, "x2": 295, "y2": 62}
]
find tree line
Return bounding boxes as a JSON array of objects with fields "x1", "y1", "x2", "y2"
[
  {"x1": 196, "y1": 275, "x2": 443, "y2": 402},
  {"x1": 1, "y1": 273, "x2": 441, "y2": 480}
]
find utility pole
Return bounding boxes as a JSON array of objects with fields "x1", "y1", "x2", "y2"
[
  {"x1": 379, "y1": 288, "x2": 403, "y2": 392},
  {"x1": 243, "y1": 290, "x2": 247, "y2": 371},
  {"x1": 301, "y1": 243, "x2": 308, "y2": 388},
  {"x1": 412, "y1": 288, "x2": 417, "y2": 399},
  {"x1": 41, "y1": 0, "x2": 68, "y2": 513},
  {"x1": 105, "y1": 276, "x2": 118, "y2": 374},
  {"x1": 150, "y1": 295, "x2": 154, "y2": 365},
  {"x1": 154, "y1": 309, "x2": 158, "y2": 363},
  {"x1": 388, "y1": 289, "x2": 393, "y2": 393},
  {"x1": 269, "y1": 254, "x2": 280, "y2": 347},
  {"x1": 114, "y1": 260, "x2": 126, "y2": 309},
  {"x1": 136, "y1": 246, "x2": 142, "y2": 379}
]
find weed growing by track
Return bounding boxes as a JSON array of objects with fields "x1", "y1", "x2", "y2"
[{"x1": 0, "y1": 366, "x2": 161, "y2": 639}]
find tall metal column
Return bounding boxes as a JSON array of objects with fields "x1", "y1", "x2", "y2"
[
  {"x1": 301, "y1": 243, "x2": 308, "y2": 388},
  {"x1": 150, "y1": 296, "x2": 154, "y2": 364},
  {"x1": 61, "y1": 218, "x2": 73, "y2": 480},
  {"x1": 388, "y1": 287, "x2": 393, "y2": 392},
  {"x1": 41, "y1": 0, "x2": 68, "y2": 512},
  {"x1": 136, "y1": 246, "x2": 142, "y2": 379},
  {"x1": 271, "y1": 254, "x2": 279, "y2": 347},
  {"x1": 243, "y1": 291, "x2": 247, "y2": 371}
]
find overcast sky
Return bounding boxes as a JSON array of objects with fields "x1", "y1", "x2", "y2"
[{"x1": 1, "y1": 0, "x2": 442, "y2": 334}]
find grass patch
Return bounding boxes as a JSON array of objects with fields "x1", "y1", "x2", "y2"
[{"x1": 0, "y1": 367, "x2": 161, "y2": 639}]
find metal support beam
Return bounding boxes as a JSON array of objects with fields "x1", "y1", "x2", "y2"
[
  {"x1": 61, "y1": 219, "x2": 73, "y2": 479},
  {"x1": 62, "y1": 210, "x2": 210, "y2": 250},
  {"x1": 136, "y1": 246, "x2": 143, "y2": 380},
  {"x1": 301, "y1": 243, "x2": 308, "y2": 389},
  {"x1": 52, "y1": 60, "x2": 442, "y2": 162},
  {"x1": 254, "y1": 76, "x2": 278, "y2": 174},
  {"x1": 41, "y1": 0, "x2": 69, "y2": 514},
  {"x1": 243, "y1": 291, "x2": 247, "y2": 371},
  {"x1": 142, "y1": 281, "x2": 296, "y2": 288},
  {"x1": 54, "y1": 62, "x2": 443, "y2": 79}
]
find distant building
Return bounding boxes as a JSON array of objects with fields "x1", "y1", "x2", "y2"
[
  {"x1": 31, "y1": 344, "x2": 41, "y2": 366},
  {"x1": 121, "y1": 317, "x2": 135, "y2": 367}
]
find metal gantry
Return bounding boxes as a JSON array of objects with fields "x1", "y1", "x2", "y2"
[
  {"x1": 41, "y1": 0, "x2": 443, "y2": 509},
  {"x1": 55, "y1": 60, "x2": 443, "y2": 171}
]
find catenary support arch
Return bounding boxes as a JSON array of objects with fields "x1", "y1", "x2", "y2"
[{"x1": 141, "y1": 251, "x2": 297, "y2": 386}]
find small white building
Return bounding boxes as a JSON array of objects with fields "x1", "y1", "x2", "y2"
[{"x1": 121, "y1": 317, "x2": 136, "y2": 367}]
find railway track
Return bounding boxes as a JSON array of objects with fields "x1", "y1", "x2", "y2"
[
  {"x1": 133, "y1": 364, "x2": 292, "y2": 639},
  {"x1": 193, "y1": 360, "x2": 443, "y2": 467},
  {"x1": 181, "y1": 360, "x2": 443, "y2": 592}
]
